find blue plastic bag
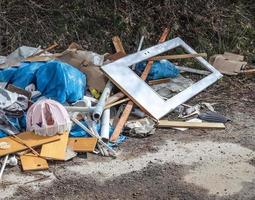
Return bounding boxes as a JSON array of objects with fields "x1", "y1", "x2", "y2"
[
  {"x1": 36, "y1": 61, "x2": 86, "y2": 103},
  {"x1": 0, "y1": 67, "x2": 18, "y2": 82},
  {"x1": 135, "y1": 59, "x2": 180, "y2": 80}
]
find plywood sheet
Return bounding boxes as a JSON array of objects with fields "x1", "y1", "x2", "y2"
[
  {"x1": 0, "y1": 132, "x2": 60, "y2": 157},
  {"x1": 40, "y1": 131, "x2": 69, "y2": 160},
  {"x1": 20, "y1": 154, "x2": 49, "y2": 171},
  {"x1": 68, "y1": 138, "x2": 97, "y2": 152}
]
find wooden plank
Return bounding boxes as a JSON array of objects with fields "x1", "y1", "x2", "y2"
[
  {"x1": 148, "y1": 78, "x2": 171, "y2": 85},
  {"x1": 0, "y1": 132, "x2": 60, "y2": 157},
  {"x1": 105, "y1": 98, "x2": 129, "y2": 109},
  {"x1": 157, "y1": 120, "x2": 225, "y2": 129},
  {"x1": 106, "y1": 92, "x2": 126, "y2": 105},
  {"x1": 110, "y1": 28, "x2": 170, "y2": 142},
  {"x1": 112, "y1": 36, "x2": 126, "y2": 54},
  {"x1": 20, "y1": 153, "x2": 49, "y2": 171},
  {"x1": 40, "y1": 131, "x2": 69, "y2": 160},
  {"x1": 149, "y1": 53, "x2": 207, "y2": 61},
  {"x1": 68, "y1": 138, "x2": 97, "y2": 152}
]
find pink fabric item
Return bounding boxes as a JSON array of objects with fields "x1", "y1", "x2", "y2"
[{"x1": 26, "y1": 99, "x2": 72, "y2": 136}]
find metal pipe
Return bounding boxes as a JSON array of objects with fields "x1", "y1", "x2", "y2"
[
  {"x1": 100, "y1": 108, "x2": 110, "y2": 142},
  {"x1": 71, "y1": 117, "x2": 116, "y2": 156},
  {"x1": 0, "y1": 155, "x2": 9, "y2": 180},
  {"x1": 131, "y1": 36, "x2": 144, "y2": 70},
  {"x1": 93, "y1": 81, "x2": 113, "y2": 120}
]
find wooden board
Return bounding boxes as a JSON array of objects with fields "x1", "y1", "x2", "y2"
[
  {"x1": 0, "y1": 132, "x2": 61, "y2": 157},
  {"x1": 40, "y1": 131, "x2": 69, "y2": 160},
  {"x1": 20, "y1": 153, "x2": 49, "y2": 171},
  {"x1": 157, "y1": 120, "x2": 225, "y2": 129},
  {"x1": 68, "y1": 138, "x2": 97, "y2": 152}
]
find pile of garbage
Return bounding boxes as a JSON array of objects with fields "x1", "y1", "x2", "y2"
[{"x1": 1, "y1": 28, "x2": 247, "y2": 177}]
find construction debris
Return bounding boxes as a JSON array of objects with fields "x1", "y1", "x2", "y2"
[{"x1": 0, "y1": 28, "x2": 234, "y2": 179}]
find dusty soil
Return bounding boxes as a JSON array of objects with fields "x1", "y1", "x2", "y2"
[{"x1": 1, "y1": 76, "x2": 255, "y2": 200}]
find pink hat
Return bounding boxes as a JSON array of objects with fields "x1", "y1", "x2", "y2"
[{"x1": 26, "y1": 99, "x2": 72, "y2": 136}]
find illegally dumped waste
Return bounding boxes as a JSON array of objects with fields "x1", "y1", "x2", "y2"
[{"x1": 0, "y1": 28, "x2": 235, "y2": 178}]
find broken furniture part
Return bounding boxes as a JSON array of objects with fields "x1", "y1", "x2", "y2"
[
  {"x1": 157, "y1": 120, "x2": 225, "y2": 129},
  {"x1": 149, "y1": 53, "x2": 207, "y2": 61},
  {"x1": 20, "y1": 153, "x2": 49, "y2": 171},
  {"x1": 1, "y1": 128, "x2": 40, "y2": 156},
  {"x1": 198, "y1": 111, "x2": 229, "y2": 123},
  {"x1": 40, "y1": 131, "x2": 69, "y2": 160},
  {"x1": 26, "y1": 99, "x2": 72, "y2": 136},
  {"x1": 68, "y1": 138, "x2": 97, "y2": 152},
  {"x1": 177, "y1": 66, "x2": 210, "y2": 75},
  {"x1": 93, "y1": 81, "x2": 113, "y2": 121},
  {"x1": 102, "y1": 37, "x2": 223, "y2": 120},
  {"x1": 71, "y1": 118, "x2": 116, "y2": 156},
  {"x1": 0, "y1": 155, "x2": 9, "y2": 180},
  {"x1": 101, "y1": 108, "x2": 110, "y2": 142},
  {"x1": 0, "y1": 132, "x2": 60, "y2": 157},
  {"x1": 110, "y1": 28, "x2": 170, "y2": 142}
]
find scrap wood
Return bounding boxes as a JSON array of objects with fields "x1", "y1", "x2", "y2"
[
  {"x1": 157, "y1": 120, "x2": 225, "y2": 129},
  {"x1": 112, "y1": 36, "x2": 126, "y2": 54},
  {"x1": 106, "y1": 92, "x2": 126, "y2": 105},
  {"x1": 105, "y1": 97, "x2": 129, "y2": 109},
  {"x1": 68, "y1": 138, "x2": 97, "y2": 152},
  {"x1": 149, "y1": 53, "x2": 207, "y2": 61},
  {"x1": 110, "y1": 28, "x2": 170, "y2": 142},
  {"x1": 40, "y1": 131, "x2": 69, "y2": 160},
  {"x1": 178, "y1": 66, "x2": 210, "y2": 75},
  {"x1": 20, "y1": 153, "x2": 49, "y2": 171},
  {"x1": 0, "y1": 132, "x2": 60, "y2": 157},
  {"x1": 148, "y1": 78, "x2": 171, "y2": 85},
  {"x1": 239, "y1": 69, "x2": 255, "y2": 74}
]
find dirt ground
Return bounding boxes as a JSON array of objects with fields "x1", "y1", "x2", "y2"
[{"x1": 0, "y1": 76, "x2": 255, "y2": 200}]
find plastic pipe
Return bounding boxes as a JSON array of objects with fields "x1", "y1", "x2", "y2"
[
  {"x1": 93, "y1": 81, "x2": 113, "y2": 120},
  {"x1": 100, "y1": 108, "x2": 110, "y2": 142}
]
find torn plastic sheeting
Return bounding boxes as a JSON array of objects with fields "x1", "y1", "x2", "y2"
[
  {"x1": 135, "y1": 59, "x2": 180, "y2": 80},
  {"x1": 35, "y1": 61, "x2": 86, "y2": 103}
]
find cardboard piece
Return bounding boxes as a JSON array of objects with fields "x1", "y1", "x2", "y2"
[
  {"x1": 40, "y1": 131, "x2": 69, "y2": 160},
  {"x1": 79, "y1": 65, "x2": 107, "y2": 92},
  {"x1": 68, "y1": 138, "x2": 97, "y2": 152},
  {"x1": 20, "y1": 153, "x2": 49, "y2": 171},
  {"x1": 0, "y1": 132, "x2": 61, "y2": 157},
  {"x1": 210, "y1": 52, "x2": 247, "y2": 75}
]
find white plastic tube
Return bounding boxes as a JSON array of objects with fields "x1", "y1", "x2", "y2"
[{"x1": 100, "y1": 108, "x2": 110, "y2": 142}]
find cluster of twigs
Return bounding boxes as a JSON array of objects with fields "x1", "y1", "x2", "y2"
[{"x1": 0, "y1": 0, "x2": 254, "y2": 61}]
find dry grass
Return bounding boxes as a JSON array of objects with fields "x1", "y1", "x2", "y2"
[{"x1": 0, "y1": 0, "x2": 254, "y2": 62}]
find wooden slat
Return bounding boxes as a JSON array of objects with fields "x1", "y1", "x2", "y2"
[
  {"x1": 110, "y1": 28, "x2": 170, "y2": 142},
  {"x1": 149, "y1": 53, "x2": 207, "y2": 61},
  {"x1": 68, "y1": 138, "x2": 97, "y2": 152},
  {"x1": 40, "y1": 131, "x2": 69, "y2": 160},
  {"x1": 0, "y1": 132, "x2": 60, "y2": 157},
  {"x1": 148, "y1": 78, "x2": 171, "y2": 85},
  {"x1": 106, "y1": 92, "x2": 126, "y2": 105},
  {"x1": 20, "y1": 153, "x2": 49, "y2": 171},
  {"x1": 157, "y1": 120, "x2": 225, "y2": 129},
  {"x1": 112, "y1": 36, "x2": 126, "y2": 54}
]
